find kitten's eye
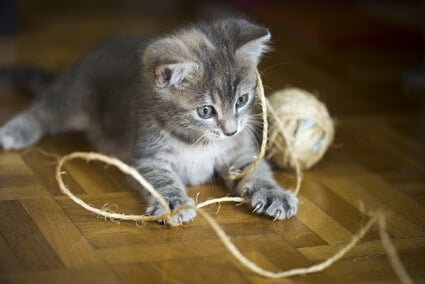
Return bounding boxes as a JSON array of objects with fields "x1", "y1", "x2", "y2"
[
  {"x1": 197, "y1": 105, "x2": 215, "y2": 119},
  {"x1": 236, "y1": 94, "x2": 249, "y2": 108}
]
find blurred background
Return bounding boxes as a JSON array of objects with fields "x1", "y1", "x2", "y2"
[
  {"x1": 0, "y1": 0, "x2": 424, "y2": 136},
  {"x1": 1, "y1": 2, "x2": 425, "y2": 282}
]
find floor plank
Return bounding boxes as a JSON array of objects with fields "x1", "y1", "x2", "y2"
[
  {"x1": 0, "y1": 0, "x2": 424, "y2": 282},
  {"x1": 0, "y1": 200, "x2": 64, "y2": 271},
  {"x1": 21, "y1": 197, "x2": 105, "y2": 267}
]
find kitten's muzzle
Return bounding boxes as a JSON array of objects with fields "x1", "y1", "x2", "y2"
[{"x1": 218, "y1": 119, "x2": 238, "y2": 136}]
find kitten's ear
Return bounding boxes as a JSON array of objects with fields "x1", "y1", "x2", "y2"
[
  {"x1": 155, "y1": 61, "x2": 198, "y2": 88},
  {"x1": 232, "y1": 19, "x2": 271, "y2": 66},
  {"x1": 236, "y1": 29, "x2": 270, "y2": 65},
  {"x1": 143, "y1": 38, "x2": 199, "y2": 88}
]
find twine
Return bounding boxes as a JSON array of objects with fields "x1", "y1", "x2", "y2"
[
  {"x1": 266, "y1": 88, "x2": 334, "y2": 171},
  {"x1": 225, "y1": 71, "x2": 268, "y2": 180},
  {"x1": 56, "y1": 152, "x2": 246, "y2": 227},
  {"x1": 55, "y1": 152, "x2": 412, "y2": 282},
  {"x1": 52, "y1": 70, "x2": 412, "y2": 282},
  {"x1": 265, "y1": 99, "x2": 303, "y2": 194}
]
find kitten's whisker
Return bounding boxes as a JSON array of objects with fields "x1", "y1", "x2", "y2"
[
  {"x1": 246, "y1": 119, "x2": 264, "y2": 129},
  {"x1": 191, "y1": 132, "x2": 215, "y2": 149},
  {"x1": 247, "y1": 120, "x2": 263, "y2": 127},
  {"x1": 260, "y1": 59, "x2": 295, "y2": 75},
  {"x1": 191, "y1": 134, "x2": 208, "y2": 148},
  {"x1": 247, "y1": 124, "x2": 261, "y2": 135},
  {"x1": 244, "y1": 124, "x2": 261, "y2": 150},
  {"x1": 249, "y1": 115, "x2": 263, "y2": 120}
]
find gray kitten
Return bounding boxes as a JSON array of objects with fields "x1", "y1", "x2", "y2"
[{"x1": 0, "y1": 18, "x2": 298, "y2": 224}]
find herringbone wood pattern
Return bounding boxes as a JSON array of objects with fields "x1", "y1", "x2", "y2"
[{"x1": 1, "y1": 1, "x2": 424, "y2": 283}]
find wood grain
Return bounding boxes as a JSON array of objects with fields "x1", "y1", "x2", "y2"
[
  {"x1": 0, "y1": 200, "x2": 64, "y2": 271},
  {"x1": 0, "y1": 0, "x2": 424, "y2": 283}
]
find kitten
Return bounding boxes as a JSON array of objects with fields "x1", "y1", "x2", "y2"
[{"x1": 0, "y1": 18, "x2": 298, "y2": 224}]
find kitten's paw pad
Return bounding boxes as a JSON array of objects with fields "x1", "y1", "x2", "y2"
[
  {"x1": 241, "y1": 181, "x2": 298, "y2": 220},
  {"x1": 146, "y1": 196, "x2": 196, "y2": 225}
]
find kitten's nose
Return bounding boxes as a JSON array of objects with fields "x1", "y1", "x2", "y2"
[
  {"x1": 218, "y1": 119, "x2": 238, "y2": 137},
  {"x1": 223, "y1": 129, "x2": 237, "y2": 136}
]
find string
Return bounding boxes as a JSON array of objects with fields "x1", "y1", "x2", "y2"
[
  {"x1": 50, "y1": 68, "x2": 412, "y2": 281},
  {"x1": 54, "y1": 152, "x2": 412, "y2": 282}
]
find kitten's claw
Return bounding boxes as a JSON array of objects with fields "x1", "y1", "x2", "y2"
[
  {"x1": 287, "y1": 207, "x2": 297, "y2": 219},
  {"x1": 252, "y1": 202, "x2": 263, "y2": 213},
  {"x1": 240, "y1": 180, "x2": 298, "y2": 220},
  {"x1": 273, "y1": 210, "x2": 281, "y2": 221}
]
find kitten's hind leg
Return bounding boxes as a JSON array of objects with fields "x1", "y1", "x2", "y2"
[{"x1": 0, "y1": 106, "x2": 47, "y2": 150}]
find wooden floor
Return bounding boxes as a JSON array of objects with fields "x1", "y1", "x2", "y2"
[{"x1": 1, "y1": 1, "x2": 425, "y2": 283}]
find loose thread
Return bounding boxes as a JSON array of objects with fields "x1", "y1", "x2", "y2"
[
  {"x1": 52, "y1": 68, "x2": 412, "y2": 281},
  {"x1": 225, "y1": 71, "x2": 268, "y2": 181},
  {"x1": 266, "y1": 99, "x2": 303, "y2": 194},
  {"x1": 225, "y1": 71, "x2": 303, "y2": 194},
  {"x1": 378, "y1": 215, "x2": 414, "y2": 284},
  {"x1": 198, "y1": 207, "x2": 378, "y2": 278},
  {"x1": 21, "y1": 147, "x2": 61, "y2": 162},
  {"x1": 215, "y1": 202, "x2": 222, "y2": 215},
  {"x1": 55, "y1": 154, "x2": 245, "y2": 226},
  {"x1": 55, "y1": 152, "x2": 411, "y2": 281}
]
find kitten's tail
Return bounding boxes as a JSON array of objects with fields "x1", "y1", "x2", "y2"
[{"x1": 0, "y1": 65, "x2": 57, "y2": 94}]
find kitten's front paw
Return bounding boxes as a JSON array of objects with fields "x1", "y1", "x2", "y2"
[
  {"x1": 146, "y1": 194, "x2": 197, "y2": 225},
  {"x1": 240, "y1": 180, "x2": 298, "y2": 220}
]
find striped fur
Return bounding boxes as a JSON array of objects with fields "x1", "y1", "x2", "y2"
[{"x1": 0, "y1": 19, "x2": 297, "y2": 223}]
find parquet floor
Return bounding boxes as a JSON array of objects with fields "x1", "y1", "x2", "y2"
[{"x1": 1, "y1": 1, "x2": 425, "y2": 283}]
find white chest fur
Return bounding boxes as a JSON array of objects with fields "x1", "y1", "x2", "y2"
[{"x1": 172, "y1": 141, "x2": 230, "y2": 186}]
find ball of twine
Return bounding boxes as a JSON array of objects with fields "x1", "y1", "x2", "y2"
[
  {"x1": 46, "y1": 71, "x2": 411, "y2": 283},
  {"x1": 267, "y1": 88, "x2": 334, "y2": 170}
]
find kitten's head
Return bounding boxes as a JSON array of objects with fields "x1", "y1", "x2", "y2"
[{"x1": 142, "y1": 18, "x2": 270, "y2": 145}]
